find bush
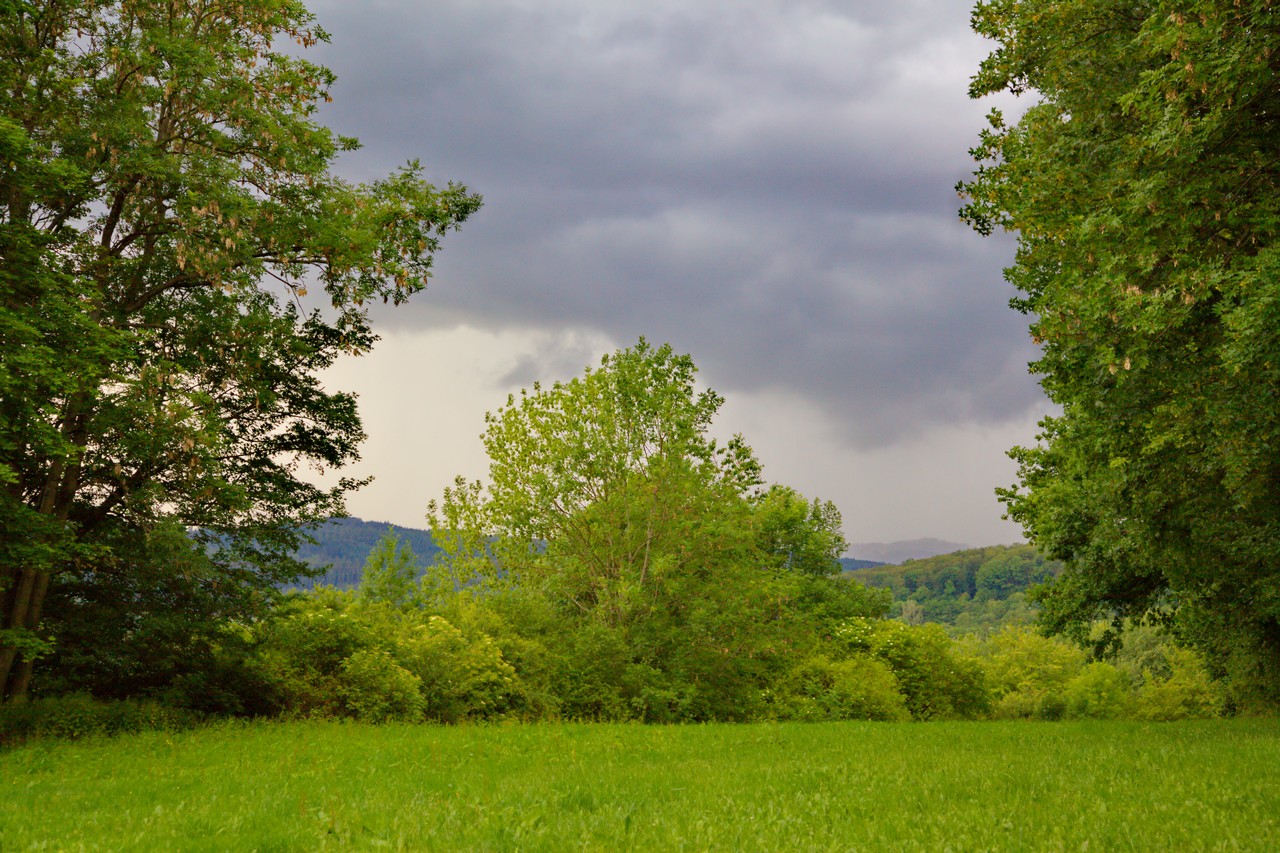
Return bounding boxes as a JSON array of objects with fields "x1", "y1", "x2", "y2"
[
  {"x1": 1064, "y1": 662, "x2": 1132, "y2": 719},
  {"x1": 776, "y1": 655, "x2": 910, "y2": 722},
  {"x1": 245, "y1": 592, "x2": 522, "y2": 724},
  {"x1": 833, "y1": 619, "x2": 990, "y2": 720},
  {"x1": 978, "y1": 625, "x2": 1086, "y2": 720},
  {"x1": 340, "y1": 648, "x2": 426, "y2": 723},
  {"x1": 546, "y1": 621, "x2": 633, "y2": 722},
  {"x1": 0, "y1": 694, "x2": 199, "y2": 746},
  {"x1": 250, "y1": 591, "x2": 379, "y2": 718},
  {"x1": 396, "y1": 615, "x2": 516, "y2": 723},
  {"x1": 1135, "y1": 647, "x2": 1226, "y2": 721}
]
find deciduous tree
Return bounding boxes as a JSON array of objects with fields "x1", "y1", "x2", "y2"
[
  {"x1": 0, "y1": 0, "x2": 480, "y2": 700},
  {"x1": 427, "y1": 340, "x2": 883, "y2": 719},
  {"x1": 960, "y1": 0, "x2": 1280, "y2": 704}
]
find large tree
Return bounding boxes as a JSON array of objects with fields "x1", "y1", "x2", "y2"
[
  {"x1": 427, "y1": 340, "x2": 886, "y2": 719},
  {"x1": 0, "y1": 0, "x2": 480, "y2": 700},
  {"x1": 427, "y1": 339, "x2": 769, "y2": 620},
  {"x1": 961, "y1": 0, "x2": 1280, "y2": 703}
]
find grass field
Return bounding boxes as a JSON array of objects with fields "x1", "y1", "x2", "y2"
[{"x1": 2, "y1": 718, "x2": 1277, "y2": 851}]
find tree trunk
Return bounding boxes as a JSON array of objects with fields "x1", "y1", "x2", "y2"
[
  {"x1": 0, "y1": 565, "x2": 40, "y2": 698},
  {"x1": 1, "y1": 439, "x2": 83, "y2": 702},
  {"x1": 7, "y1": 569, "x2": 50, "y2": 700}
]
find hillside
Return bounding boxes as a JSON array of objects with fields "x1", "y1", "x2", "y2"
[
  {"x1": 844, "y1": 544, "x2": 1063, "y2": 632},
  {"x1": 837, "y1": 557, "x2": 884, "y2": 571},
  {"x1": 846, "y1": 538, "x2": 972, "y2": 564},
  {"x1": 291, "y1": 521, "x2": 1038, "y2": 615},
  {"x1": 293, "y1": 517, "x2": 441, "y2": 589}
]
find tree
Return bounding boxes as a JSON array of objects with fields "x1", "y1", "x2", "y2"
[
  {"x1": 960, "y1": 0, "x2": 1280, "y2": 704},
  {"x1": 0, "y1": 0, "x2": 481, "y2": 700},
  {"x1": 357, "y1": 529, "x2": 421, "y2": 609},
  {"x1": 427, "y1": 340, "x2": 881, "y2": 720},
  {"x1": 752, "y1": 485, "x2": 846, "y2": 576},
  {"x1": 428, "y1": 339, "x2": 764, "y2": 620}
]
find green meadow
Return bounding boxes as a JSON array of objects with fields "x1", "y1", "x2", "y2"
[{"x1": 3, "y1": 718, "x2": 1277, "y2": 851}]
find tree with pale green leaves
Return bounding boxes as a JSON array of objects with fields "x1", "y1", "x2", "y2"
[
  {"x1": 427, "y1": 340, "x2": 886, "y2": 720},
  {"x1": 960, "y1": 0, "x2": 1280, "y2": 705},
  {"x1": 0, "y1": 0, "x2": 480, "y2": 701},
  {"x1": 428, "y1": 339, "x2": 765, "y2": 622}
]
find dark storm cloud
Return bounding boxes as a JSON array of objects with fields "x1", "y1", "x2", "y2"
[{"x1": 305, "y1": 0, "x2": 1042, "y2": 446}]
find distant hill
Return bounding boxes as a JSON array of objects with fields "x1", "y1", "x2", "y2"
[
  {"x1": 843, "y1": 544, "x2": 1064, "y2": 632},
  {"x1": 846, "y1": 538, "x2": 972, "y2": 564},
  {"x1": 290, "y1": 520, "x2": 1005, "y2": 596},
  {"x1": 292, "y1": 517, "x2": 441, "y2": 589},
  {"x1": 838, "y1": 557, "x2": 885, "y2": 571}
]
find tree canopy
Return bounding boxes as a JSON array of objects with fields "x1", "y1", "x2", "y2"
[
  {"x1": 426, "y1": 340, "x2": 888, "y2": 720},
  {"x1": 0, "y1": 0, "x2": 480, "y2": 699},
  {"x1": 960, "y1": 0, "x2": 1280, "y2": 704}
]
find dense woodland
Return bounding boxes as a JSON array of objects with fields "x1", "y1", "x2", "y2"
[
  {"x1": 849, "y1": 545, "x2": 1061, "y2": 633},
  {"x1": 2, "y1": 0, "x2": 1277, "y2": 738}
]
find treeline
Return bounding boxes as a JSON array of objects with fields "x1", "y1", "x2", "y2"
[
  {"x1": 5, "y1": 534, "x2": 1227, "y2": 739},
  {"x1": 14, "y1": 342, "x2": 1227, "y2": 734},
  {"x1": 848, "y1": 545, "x2": 1063, "y2": 633},
  {"x1": 91, "y1": 537, "x2": 1213, "y2": 726}
]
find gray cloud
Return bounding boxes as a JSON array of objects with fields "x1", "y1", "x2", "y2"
[{"x1": 306, "y1": 0, "x2": 1041, "y2": 447}]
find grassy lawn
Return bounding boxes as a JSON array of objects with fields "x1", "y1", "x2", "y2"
[{"x1": 2, "y1": 718, "x2": 1277, "y2": 851}]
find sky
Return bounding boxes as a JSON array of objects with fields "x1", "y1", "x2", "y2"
[{"x1": 302, "y1": 0, "x2": 1050, "y2": 549}]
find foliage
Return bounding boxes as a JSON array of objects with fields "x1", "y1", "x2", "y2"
[
  {"x1": 961, "y1": 0, "x2": 1280, "y2": 704},
  {"x1": 0, "y1": 693, "x2": 199, "y2": 747},
  {"x1": 357, "y1": 528, "x2": 422, "y2": 608},
  {"x1": 967, "y1": 623, "x2": 1227, "y2": 722},
  {"x1": 230, "y1": 339, "x2": 1215, "y2": 728},
  {"x1": 774, "y1": 654, "x2": 910, "y2": 722},
  {"x1": 423, "y1": 340, "x2": 883, "y2": 723},
  {"x1": 245, "y1": 590, "x2": 519, "y2": 724},
  {"x1": 0, "y1": 0, "x2": 480, "y2": 700},
  {"x1": 395, "y1": 614, "x2": 517, "y2": 724},
  {"x1": 833, "y1": 619, "x2": 990, "y2": 720},
  {"x1": 976, "y1": 625, "x2": 1086, "y2": 720},
  {"x1": 752, "y1": 486, "x2": 846, "y2": 576},
  {"x1": 338, "y1": 648, "x2": 424, "y2": 724},
  {"x1": 428, "y1": 339, "x2": 761, "y2": 604},
  {"x1": 32, "y1": 519, "x2": 274, "y2": 713},
  {"x1": 1133, "y1": 646, "x2": 1228, "y2": 722},
  {"x1": 1063, "y1": 662, "x2": 1132, "y2": 720}
]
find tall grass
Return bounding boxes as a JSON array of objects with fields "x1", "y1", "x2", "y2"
[{"x1": 2, "y1": 718, "x2": 1277, "y2": 850}]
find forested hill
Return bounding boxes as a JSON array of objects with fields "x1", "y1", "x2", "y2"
[
  {"x1": 300, "y1": 518, "x2": 1041, "y2": 592},
  {"x1": 844, "y1": 544, "x2": 1063, "y2": 632},
  {"x1": 293, "y1": 518, "x2": 441, "y2": 589},
  {"x1": 294, "y1": 518, "x2": 888, "y2": 588}
]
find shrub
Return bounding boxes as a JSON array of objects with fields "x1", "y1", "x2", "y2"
[
  {"x1": 339, "y1": 648, "x2": 426, "y2": 723},
  {"x1": 250, "y1": 591, "x2": 380, "y2": 718},
  {"x1": 396, "y1": 615, "x2": 516, "y2": 723},
  {"x1": 776, "y1": 654, "x2": 910, "y2": 722},
  {"x1": 0, "y1": 694, "x2": 199, "y2": 746},
  {"x1": 546, "y1": 621, "x2": 633, "y2": 722},
  {"x1": 979, "y1": 625, "x2": 1086, "y2": 720},
  {"x1": 1064, "y1": 662, "x2": 1132, "y2": 719},
  {"x1": 1135, "y1": 647, "x2": 1226, "y2": 721},
  {"x1": 833, "y1": 619, "x2": 990, "y2": 720}
]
